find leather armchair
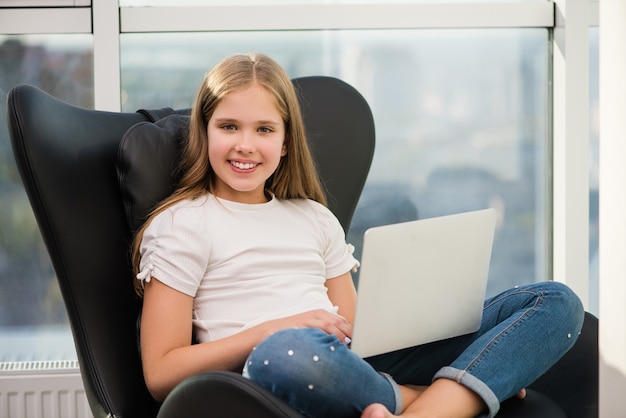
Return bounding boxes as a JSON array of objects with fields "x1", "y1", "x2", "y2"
[{"x1": 6, "y1": 78, "x2": 597, "y2": 418}]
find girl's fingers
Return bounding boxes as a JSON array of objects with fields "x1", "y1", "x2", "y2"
[{"x1": 304, "y1": 310, "x2": 353, "y2": 343}]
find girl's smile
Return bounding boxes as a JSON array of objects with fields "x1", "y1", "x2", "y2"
[
  {"x1": 230, "y1": 160, "x2": 259, "y2": 171},
  {"x1": 207, "y1": 83, "x2": 287, "y2": 204}
]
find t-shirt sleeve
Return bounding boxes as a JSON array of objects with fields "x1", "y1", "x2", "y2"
[
  {"x1": 315, "y1": 203, "x2": 360, "y2": 279},
  {"x1": 136, "y1": 205, "x2": 210, "y2": 297}
]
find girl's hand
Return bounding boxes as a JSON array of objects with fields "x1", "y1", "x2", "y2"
[
  {"x1": 265, "y1": 309, "x2": 353, "y2": 344},
  {"x1": 260, "y1": 272, "x2": 357, "y2": 344}
]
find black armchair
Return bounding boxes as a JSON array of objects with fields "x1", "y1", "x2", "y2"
[{"x1": 6, "y1": 78, "x2": 597, "y2": 418}]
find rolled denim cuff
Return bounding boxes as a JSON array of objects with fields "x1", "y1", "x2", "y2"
[
  {"x1": 379, "y1": 371, "x2": 403, "y2": 415},
  {"x1": 433, "y1": 366, "x2": 499, "y2": 418}
]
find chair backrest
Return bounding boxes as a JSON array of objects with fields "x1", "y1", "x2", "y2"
[{"x1": 6, "y1": 76, "x2": 375, "y2": 418}]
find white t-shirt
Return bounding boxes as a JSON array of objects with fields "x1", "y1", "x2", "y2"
[{"x1": 137, "y1": 194, "x2": 359, "y2": 343}]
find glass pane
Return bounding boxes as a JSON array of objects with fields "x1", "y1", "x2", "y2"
[
  {"x1": 0, "y1": 35, "x2": 93, "y2": 362},
  {"x1": 121, "y1": 28, "x2": 549, "y2": 298}
]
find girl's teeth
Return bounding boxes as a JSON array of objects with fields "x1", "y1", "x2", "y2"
[{"x1": 232, "y1": 161, "x2": 257, "y2": 170}]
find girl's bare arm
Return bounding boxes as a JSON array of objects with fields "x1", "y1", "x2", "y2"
[
  {"x1": 325, "y1": 271, "x2": 358, "y2": 327},
  {"x1": 140, "y1": 277, "x2": 271, "y2": 401}
]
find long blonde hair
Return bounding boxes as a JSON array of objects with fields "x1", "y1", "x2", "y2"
[{"x1": 131, "y1": 53, "x2": 326, "y2": 295}]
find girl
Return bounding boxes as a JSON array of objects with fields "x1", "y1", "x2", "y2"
[{"x1": 132, "y1": 53, "x2": 584, "y2": 418}]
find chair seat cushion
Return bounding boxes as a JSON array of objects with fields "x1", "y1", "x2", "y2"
[{"x1": 497, "y1": 389, "x2": 566, "y2": 418}]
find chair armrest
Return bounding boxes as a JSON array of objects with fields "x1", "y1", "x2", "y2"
[{"x1": 157, "y1": 371, "x2": 304, "y2": 418}]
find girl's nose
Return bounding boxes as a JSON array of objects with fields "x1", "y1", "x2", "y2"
[{"x1": 235, "y1": 131, "x2": 255, "y2": 153}]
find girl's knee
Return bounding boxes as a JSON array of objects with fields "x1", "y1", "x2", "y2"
[
  {"x1": 542, "y1": 282, "x2": 584, "y2": 315},
  {"x1": 244, "y1": 328, "x2": 397, "y2": 417},
  {"x1": 243, "y1": 328, "x2": 343, "y2": 388},
  {"x1": 533, "y1": 281, "x2": 585, "y2": 337}
]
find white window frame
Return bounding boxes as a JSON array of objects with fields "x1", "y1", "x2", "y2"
[
  {"x1": 110, "y1": 0, "x2": 590, "y2": 308},
  {"x1": 0, "y1": 0, "x2": 89, "y2": 6},
  {"x1": 598, "y1": 0, "x2": 626, "y2": 413}
]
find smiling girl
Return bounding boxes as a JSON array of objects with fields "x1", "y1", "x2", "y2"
[{"x1": 132, "y1": 53, "x2": 584, "y2": 418}]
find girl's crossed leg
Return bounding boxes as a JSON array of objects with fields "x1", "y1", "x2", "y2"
[{"x1": 244, "y1": 281, "x2": 584, "y2": 417}]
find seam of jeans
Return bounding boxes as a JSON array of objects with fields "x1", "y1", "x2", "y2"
[
  {"x1": 465, "y1": 289, "x2": 545, "y2": 374},
  {"x1": 483, "y1": 286, "x2": 542, "y2": 310}
]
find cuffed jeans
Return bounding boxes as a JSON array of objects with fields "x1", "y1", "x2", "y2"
[{"x1": 243, "y1": 281, "x2": 584, "y2": 418}]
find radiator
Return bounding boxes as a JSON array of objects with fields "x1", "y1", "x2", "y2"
[{"x1": 0, "y1": 361, "x2": 92, "y2": 418}]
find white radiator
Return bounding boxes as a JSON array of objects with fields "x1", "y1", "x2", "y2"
[{"x1": 0, "y1": 361, "x2": 92, "y2": 418}]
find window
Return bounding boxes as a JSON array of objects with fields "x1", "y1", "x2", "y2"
[
  {"x1": 0, "y1": 35, "x2": 93, "y2": 362},
  {"x1": 0, "y1": 2, "x2": 601, "y2": 366},
  {"x1": 121, "y1": 28, "x2": 549, "y2": 296}
]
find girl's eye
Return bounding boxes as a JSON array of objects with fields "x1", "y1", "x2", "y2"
[
  {"x1": 221, "y1": 124, "x2": 236, "y2": 131},
  {"x1": 258, "y1": 127, "x2": 273, "y2": 133}
]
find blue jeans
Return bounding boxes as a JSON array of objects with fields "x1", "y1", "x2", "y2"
[{"x1": 243, "y1": 281, "x2": 584, "y2": 418}]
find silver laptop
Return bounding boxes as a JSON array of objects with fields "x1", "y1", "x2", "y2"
[{"x1": 350, "y1": 208, "x2": 496, "y2": 358}]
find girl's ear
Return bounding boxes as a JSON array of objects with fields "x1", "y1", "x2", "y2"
[{"x1": 281, "y1": 144, "x2": 287, "y2": 156}]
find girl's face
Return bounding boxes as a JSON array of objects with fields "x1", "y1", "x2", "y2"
[{"x1": 207, "y1": 83, "x2": 287, "y2": 204}]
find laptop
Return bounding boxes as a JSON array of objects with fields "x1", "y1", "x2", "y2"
[{"x1": 349, "y1": 208, "x2": 496, "y2": 358}]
